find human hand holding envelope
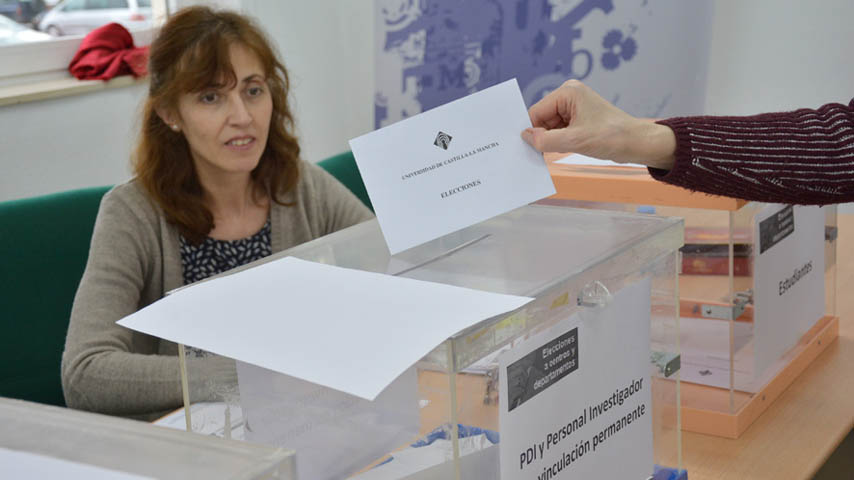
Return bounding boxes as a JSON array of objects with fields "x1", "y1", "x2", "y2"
[{"x1": 349, "y1": 79, "x2": 556, "y2": 254}]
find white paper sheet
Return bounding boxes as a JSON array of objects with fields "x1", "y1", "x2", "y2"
[
  {"x1": 678, "y1": 316, "x2": 756, "y2": 391},
  {"x1": 753, "y1": 205, "x2": 825, "y2": 377},
  {"x1": 553, "y1": 152, "x2": 646, "y2": 169},
  {"x1": 118, "y1": 256, "x2": 532, "y2": 400},
  {"x1": 349, "y1": 78, "x2": 555, "y2": 254},
  {"x1": 0, "y1": 447, "x2": 153, "y2": 480}
]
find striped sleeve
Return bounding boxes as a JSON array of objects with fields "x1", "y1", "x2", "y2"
[{"x1": 649, "y1": 99, "x2": 854, "y2": 205}]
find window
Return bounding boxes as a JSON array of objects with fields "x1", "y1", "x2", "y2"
[
  {"x1": 62, "y1": 0, "x2": 86, "y2": 12},
  {"x1": 87, "y1": 0, "x2": 129, "y2": 9},
  {"x1": 0, "y1": 1, "x2": 236, "y2": 98},
  {"x1": 0, "y1": 0, "x2": 166, "y2": 94}
]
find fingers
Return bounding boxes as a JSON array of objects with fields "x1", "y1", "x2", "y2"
[
  {"x1": 520, "y1": 127, "x2": 538, "y2": 147},
  {"x1": 528, "y1": 87, "x2": 570, "y2": 129},
  {"x1": 521, "y1": 127, "x2": 576, "y2": 153},
  {"x1": 528, "y1": 79, "x2": 589, "y2": 129}
]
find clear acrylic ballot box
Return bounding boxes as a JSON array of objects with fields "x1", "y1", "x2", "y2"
[
  {"x1": 180, "y1": 205, "x2": 685, "y2": 479},
  {"x1": 545, "y1": 155, "x2": 838, "y2": 438},
  {"x1": 0, "y1": 397, "x2": 295, "y2": 479}
]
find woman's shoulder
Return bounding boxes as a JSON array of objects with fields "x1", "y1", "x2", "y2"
[
  {"x1": 100, "y1": 180, "x2": 163, "y2": 225},
  {"x1": 283, "y1": 159, "x2": 335, "y2": 199},
  {"x1": 105, "y1": 180, "x2": 148, "y2": 203},
  {"x1": 271, "y1": 158, "x2": 366, "y2": 209},
  {"x1": 295, "y1": 159, "x2": 330, "y2": 184}
]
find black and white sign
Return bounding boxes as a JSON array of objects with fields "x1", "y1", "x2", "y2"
[
  {"x1": 758, "y1": 205, "x2": 794, "y2": 254},
  {"x1": 507, "y1": 328, "x2": 579, "y2": 412}
]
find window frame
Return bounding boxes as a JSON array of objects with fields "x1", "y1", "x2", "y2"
[{"x1": 0, "y1": 28, "x2": 155, "y2": 80}]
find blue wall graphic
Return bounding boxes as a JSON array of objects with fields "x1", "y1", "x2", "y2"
[{"x1": 374, "y1": 0, "x2": 713, "y2": 129}]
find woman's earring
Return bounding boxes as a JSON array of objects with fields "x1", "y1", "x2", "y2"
[{"x1": 170, "y1": 124, "x2": 180, "y2": 132}]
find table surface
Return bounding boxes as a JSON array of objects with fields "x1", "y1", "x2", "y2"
[{"x1": 682, "y1": 213, "x2": 854, "y2": 480}]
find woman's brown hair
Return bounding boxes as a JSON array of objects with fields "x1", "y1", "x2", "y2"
[{"x1": 134, "y1": 6, "x2": 300, "y2": 244}]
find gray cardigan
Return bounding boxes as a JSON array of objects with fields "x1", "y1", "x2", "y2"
[{"x1": 62, "y1": 161, "x2": 373, "y2": 418}]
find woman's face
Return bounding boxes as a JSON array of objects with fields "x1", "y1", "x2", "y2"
[{"x1": 174, "y1": 43, "x2": 273, "y2": 183}]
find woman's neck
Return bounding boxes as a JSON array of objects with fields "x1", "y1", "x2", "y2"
[
  {"x1": 203, "y1": 174, "x2": 258, "y2": 218},
  {"x1": 198, "y1": 172, "x2": 270, "y2": 241}
]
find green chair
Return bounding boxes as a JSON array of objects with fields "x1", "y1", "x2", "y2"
[
  {"x1": 0, "y1": 186, "x2": 110, "y2": 406},
  {"x1": 318, "y1": 151, "x2": 373, "y2": 212}
]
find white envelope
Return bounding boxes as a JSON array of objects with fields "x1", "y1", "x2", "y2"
[{"x1": 349, "y1": 78, "x2": 555, "y2": 254}]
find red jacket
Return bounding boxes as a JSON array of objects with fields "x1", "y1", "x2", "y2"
[{"x1": 68, "y1": 23, "x2": 148, "y2": 81}]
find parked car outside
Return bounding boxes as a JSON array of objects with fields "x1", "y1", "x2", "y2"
[
  {"x1": 38, "y1": 0, "x2": 150, "y2": 37},
  {"x1": 0, "y1": 0, "x2": 18, "y2": 22},
  {"x1": 0, "y1": 13, "x2": 50, "y2": 44},
  {"x1": 0, "y1": 0, "x2": 47, "y2": 26}
]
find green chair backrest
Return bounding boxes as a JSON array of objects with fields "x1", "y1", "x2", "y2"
[
  {"x1": 0, "y1": 186, "x2": 110, "y2": 406},
  {"x1": 317, "y1": 151, "x2": 373, "y2": 212}
]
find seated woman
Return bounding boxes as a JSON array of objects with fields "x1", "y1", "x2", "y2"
[{"x1": 61, "y1": 6, "x2": 373, "y2": 419}]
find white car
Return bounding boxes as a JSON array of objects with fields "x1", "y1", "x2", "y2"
[
  {"x1": 0, "y1": 14, "x2": 51, "y2": 45},
  {"x1": 38, "y1": 0, "x2": 150, "y2": 37}
]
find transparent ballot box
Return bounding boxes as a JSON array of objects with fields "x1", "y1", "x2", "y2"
[
  {"x1": 180, "y1": 205, "x2": 685, "y2": 479},
  {"x1": 0, "y1": 397, "x2": 295, "y2": 479},
  {"x1": 545, "y1": 155, "x2": 838, "y2": 438}
]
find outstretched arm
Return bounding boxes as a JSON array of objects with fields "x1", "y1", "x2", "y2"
[{"x1": 523, "y1": 80, "x2": 854, "y2": 205}]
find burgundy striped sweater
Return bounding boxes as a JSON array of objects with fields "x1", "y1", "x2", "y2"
[{"x1": 649, "y1": 99, "x2": 854, "y2": 206}]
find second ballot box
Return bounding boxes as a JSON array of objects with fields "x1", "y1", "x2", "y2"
[{"x1": 543, "y1": 154, "x2": 838, "y2": 439}]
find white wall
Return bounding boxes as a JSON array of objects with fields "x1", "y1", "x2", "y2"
[
  {"x1": 0, "y1": 84, "x2": 146, "y2": 202},
  {"x1": 241, "y1": 0, "x2": 374, "y2": 164},
  {"x1": 1, "y1": 1, "x2": 852, "y2": 202},
  {"x1": 705, "y1": 0, "x2": 854, "y2": 114}
]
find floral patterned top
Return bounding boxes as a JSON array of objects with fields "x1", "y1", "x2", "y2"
[{"x1": 179, "y1": 219, "x2": 272, "y2": 285}]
